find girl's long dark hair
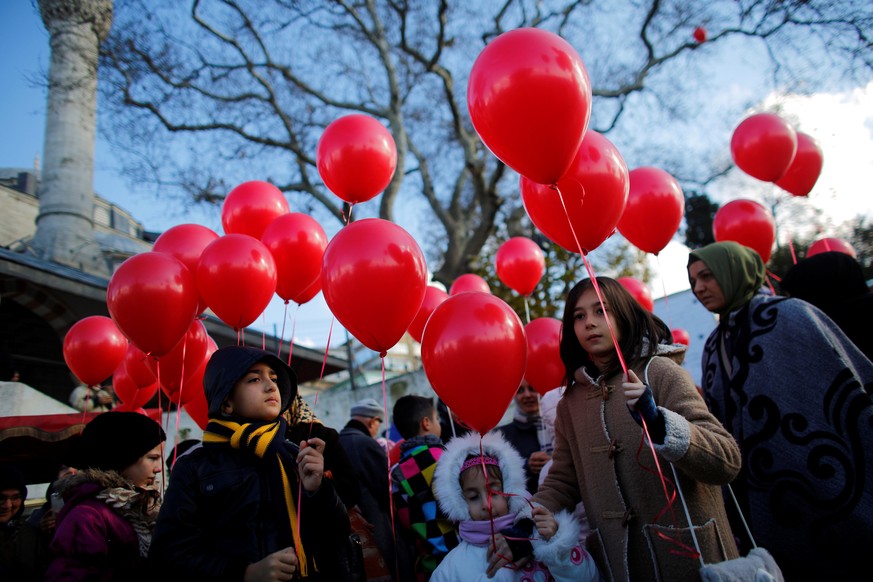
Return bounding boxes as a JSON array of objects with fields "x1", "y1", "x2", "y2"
[{"x1": 559, "y1": 277, "x2": 672, "y2": 384}]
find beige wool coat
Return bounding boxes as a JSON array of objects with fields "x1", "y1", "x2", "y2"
[{"x1": 532, "y1": 345, "x2": 741, "y2": 581}]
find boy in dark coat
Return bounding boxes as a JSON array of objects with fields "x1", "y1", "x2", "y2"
[{"x1": 149, "y1": 346, "x2": 350, "y2": 580}]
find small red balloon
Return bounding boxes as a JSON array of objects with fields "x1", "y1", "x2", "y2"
[
  {"x1": 693, "y1": 26, "x2": 707, "y2": 43},
  {"x1": 317, "y1": 114, "x2": 398, "y2": 205},
  {"x1": 807, "y1": 237, "x2": 856, "y2": 259},
  {"x1": 495, "y1": 237, "x2": 546, "y2": 297},
  {"x1": 468, "y1": 28, "x2": 592, "y2": 185},
  {"x1": 672, "y1": 328, "x2": 691, "y2": 346},
  {"x1": 222, "y1": 181, "x2": 290, "y2": 239},
  {"x1": 618, "y1": 167, "x2": 684, "y2": 255},
  {"x1": 107, "y1": 252, "x2": 199, "y2": 357},
  {"x1": 63, "y1": 316, "x2": 128, "y2": 386},
  {"x1": 294, "y1": 278, "x2": 322, "y2": 306},
  {"x1": 112, "y1": 363, "x2": 157, "y2": 409},
  {"x1": 524, "y1": 318, "x2": 565, "y2": 396},
  {"x1": 407, "y1": 286, "x2": 450, "y2": 344},
  {"x1": 712, "y1": 199, "x2": 776, "y2": 263},
  {"x1": 449, "y1": 274, "x2": 491, "y2": 296},
  {"x1": 731, "y1": 113, "x2": 798, "y2": 183},
  {"x1": 422, "y1": 293, "x2": 527, "y2": 434},
  {"x1": 261, "y1": 213, "x2": 329, "y2": 303},
  {"x1": 197, "y1": 234, "x2": 278, "y2": 331},
  {"x1": 321, "y1": 218, "x2": 428, "y2": 353},
  {"x1": 617, "y1": 277, "x2": 654, "y2": 312},
  {"x1": 774, "y1": 132, "x2": 823, "y2": 197},
  {"x1": 182, "y1": 338, "x2": 217, "y2": 430},
  {"x1": 147, "y1": 319, "x2": 210, "y2": 405},
  {"x1": 521, "y1": 130, "x2": 628, "y2": 254}
]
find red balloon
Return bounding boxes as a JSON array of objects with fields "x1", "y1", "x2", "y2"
[
  {"x1": 449, "y1": 274, "x2": 491, "y2": 296},
  {"x1": 153, "y1": 223, "x2": 219, "y2": 315},
  {"x1": 123, "y1": 344, "x2": 157, "y2": 389},
  {"x1": 524, "y1": 318, "x2": 565, "y2": 396},
  {"x1": 712, "y1": 199, "x2": 776, "y2": 263},
  {"x1": 731, "y1": 113, "x2": 798, "y2": 182},
  {"x1": 422, "y1": 293, "x2": 527, "y2": 434},
  {"x1": 807, "y1": 237, "x2": 856, "y2": 258},
  {"x1": 222, "y1": 181, "x2": 290, "y2": 239},
  {"x1": 617, "y1": 277, "x2": 654, "y2": 312},
  {"x1": 294, "y1": 278, "x2": 322, "y2": 306},
  {"x1": 322, "y1": 218, "x2": 428, "y2": 354},
  {"x1": 107, "y1": 252, "x2": 199, "y2": 357},
  {"x1": 147, "y1": 319, "x2": 209, "y2": 405},
  {"x1": 495, "y1": 238, "x2": 546, "y2": 296},
  {"x1": 317, "y1": 114, "x2": 398, "y2": 205},
  {"x1": 693, "y1": 26, "x2": 707, "y2": 43},
  {"x1": 407, "y1": 286, "x2": 449, "y2": 344},
  {"x1": 672, "y1": 328, "x2": 691, "y2": 346},
  {"x1": 618, "y1": 167, "x2": 684, "y2": 255},
  {"x1": 112, "y1": 363, "x2": 157, "y2": 409},
  {"x1": 774, "y1": 132, "x2": 823, "y2": 197},
  {"x1": 261, "y1": 213, "x2": 329, "y2": 303},
  {"x1": 63, "y1": 316, "x2": 128, "y2": 386},
  {"x1": 197, "y1": 234, "x2": 278, "y2": 330},
  {"x1": 468, "y1": 28, "x2": 592, "y2": 185},
  {"x1": 183, "y1": 337, "x2": 216, "y2": 428},
  {"x1": 521, "y1": 130, "x2": 629, "y2": 254}
]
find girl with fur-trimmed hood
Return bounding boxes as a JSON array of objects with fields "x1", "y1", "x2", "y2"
[{"x1": 431, "y1": 431, "x2": 599, "y2": 582}]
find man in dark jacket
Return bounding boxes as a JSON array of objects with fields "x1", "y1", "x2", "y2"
[
  {"x1": 149, "y1": 346, "x2": 350, "y2": 580},
  {"x1": 339, "y1": 398, "x2": 395, "y2": 580}
]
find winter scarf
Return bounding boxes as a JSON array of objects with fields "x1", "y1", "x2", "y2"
[
  {"x1": 202, "y1": 417, "x2": 310, "y2": 576},
  {"x1": 458, "y1": 514, "x2": 516, "y2": 546}
]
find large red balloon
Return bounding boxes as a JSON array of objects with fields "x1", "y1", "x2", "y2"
[
  {"x1": 774, "y1": 132, "x2": 823, "y2": 197},
  {"x1": 407, "y1": 286, "x2": 449, "y2": 344},
  {"x1": 617, "y1": 277, "x2": 654, "y2": 312},
  {"x1": 524, "y1": 318, "x2": 565, "y2": 396},
  {"x1": 147, "y1": 319, "x2": 209, "y2": 404},
  {"x1": 672, "y1": 328, "x2": 691, "y2": 346},
  {"x1": 468, "y1": 28, "x2": 592, "y2": 185},
  {"x1": 153, "y1": 223, "x2": 219, "y2": 315},
  {"x1": 731, "y1": 113, "x2": 797, "y2": 182},
  {"x1": 618, "y1": 167, "x2": 684, "y2": 255},
  {"x1": 222, "y1": 181, "x2": 290, "y2": 239},
  {"x1": 63, "y1": 316, "x2": 128, "y2": 386},
  {"x1": 182, "y1": 337, "x2": 217, "y2": 429},
  {"x1": 317, "y1": 114, "x2": 398, "y2": 205},
  {"x1": 449, "y1": 274, "x2": 491, "y2": 296},
  {"x1": 495, "y1": 237, "x2": 546, "y2": 296},
  {"x1": 421, "y1": 293, "x2": 527, "y2": 434},
  {"x1": 713, "y1": 199, "x2": 776, "y2": 263},
  {"x1": 197, "y1": 234, "x2": 278, "y2": 330},
  {"x1": 521, "y1": 130, "x2": 628, "y2": 254},
  {"x1": 107, "y1": 252, "x2": 199, "y2": 357},
  {"x1": 807, "y1": 237, "x2": 856, "y2": 258},
  {"x1": 262, "y1": 213, "x2": 329, "y2": 304},
  {"x1": 322, "y1": 218, "x2": 427, "y2": 354}
]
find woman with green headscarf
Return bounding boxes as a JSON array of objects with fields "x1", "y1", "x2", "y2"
[{"x1": 687, "y1": 241, "x2": 873, "y2": 581}]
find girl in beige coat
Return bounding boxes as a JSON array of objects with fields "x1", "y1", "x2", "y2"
[{"x1": 531, "y1": 277, "x2": 741, "y2": 581}]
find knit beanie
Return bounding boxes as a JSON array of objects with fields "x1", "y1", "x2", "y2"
[
  {"x1": 75, "y1": 412, "x2": 166, "y2": 474},
  {"x1": 0, "y1": 465, "x2": 27, "y2": 499}
]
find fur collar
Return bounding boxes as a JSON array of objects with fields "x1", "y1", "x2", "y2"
[{"x1": 434, "y1": 431, "x2": 530, "y2": 521}]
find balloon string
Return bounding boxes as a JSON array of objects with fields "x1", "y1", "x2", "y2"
[
  {"x1": 655, "y1": 254, "x2": 674, "y2": 331},
  {"x1": 523, "y1": 295, "x2": 531, "y2": 324},
  {"x1": 289, "y1": 305, "x2": 298, "y2": 365},
  {"x1": 261, "y1": 312, "x2": 267, "y2": 350},
  {"x1": 788, "y1": 239, "x2": 797, "y2": 265},
  {"x1": 319, "y1": 317, "x2": 335, "y2": 382},
  {"x1": 447, "y1": 405, "x2": 458, "y2": 438},
  {"x1": 581, "y1": 254, "x2": 629, "y2": 377},
  {"x1": 278, "y1": 300, "x2": 289, "y2": 363},
  {"x1": 236, "y1": 328, "x2": 242, "y2": 347}
]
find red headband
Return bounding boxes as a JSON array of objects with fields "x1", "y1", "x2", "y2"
[{"x1": 460, "y1": 455, "x2": 499, "y2": 474}]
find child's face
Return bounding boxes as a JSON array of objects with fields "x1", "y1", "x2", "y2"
[
  {"x1": 121, "y1": 443, "x2": 164, "y2": 489},
  {"x1": 573, "y1": 287, "x2": 620, "y2": 363},
  {"x1": 222, "y1": 362, "x2": 283, "y2": 421},
  {"x1": 461, "y1": 467, "x2": 509, "y2": 520}
]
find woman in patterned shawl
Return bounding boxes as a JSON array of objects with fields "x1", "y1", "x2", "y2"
[{"x1": 687, "y1": 241, "x2": 873, "y2": 581}]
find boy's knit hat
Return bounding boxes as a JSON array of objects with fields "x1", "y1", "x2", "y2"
[
  {"x1": 203, "y1": 346, "x2": 297, "y2": 419},
  {"x1": 350, "y1": 397, "x2": 384, "y2": 419},
  {"x1": 75, "y1": 411, "x2": 166, "y2": 474},
  {"x1": 433, "y1": 431, "x2": 529, "y2": 521}
]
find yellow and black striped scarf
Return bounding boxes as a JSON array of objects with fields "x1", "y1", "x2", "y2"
[{"x1": 203, "y1": 417, "x2": 309, "y2": 576}]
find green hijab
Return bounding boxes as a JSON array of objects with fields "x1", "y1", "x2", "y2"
[{"x1": 687, "y1": 241, "x2": 765, "y2": 316}]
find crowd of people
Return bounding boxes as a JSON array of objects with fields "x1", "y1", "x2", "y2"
[{"x1": 1, "y1": 245, "x2": 871, "y2": 581}]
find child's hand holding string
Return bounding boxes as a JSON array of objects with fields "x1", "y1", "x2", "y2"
[
  {"x1": 297, "y1": 437, "x2": 326, "y2": 493},
  {"x1": 623, "y1": 370, "x2": 665, "y2": 442}
]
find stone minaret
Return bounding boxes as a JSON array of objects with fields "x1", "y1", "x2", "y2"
[{"x1": 30, "y1": 0, "x2": 113, "y2": 277}]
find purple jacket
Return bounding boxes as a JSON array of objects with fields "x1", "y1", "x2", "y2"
[{"x1": 45, "y1": 471, "x2": 154, "y2": 582}]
